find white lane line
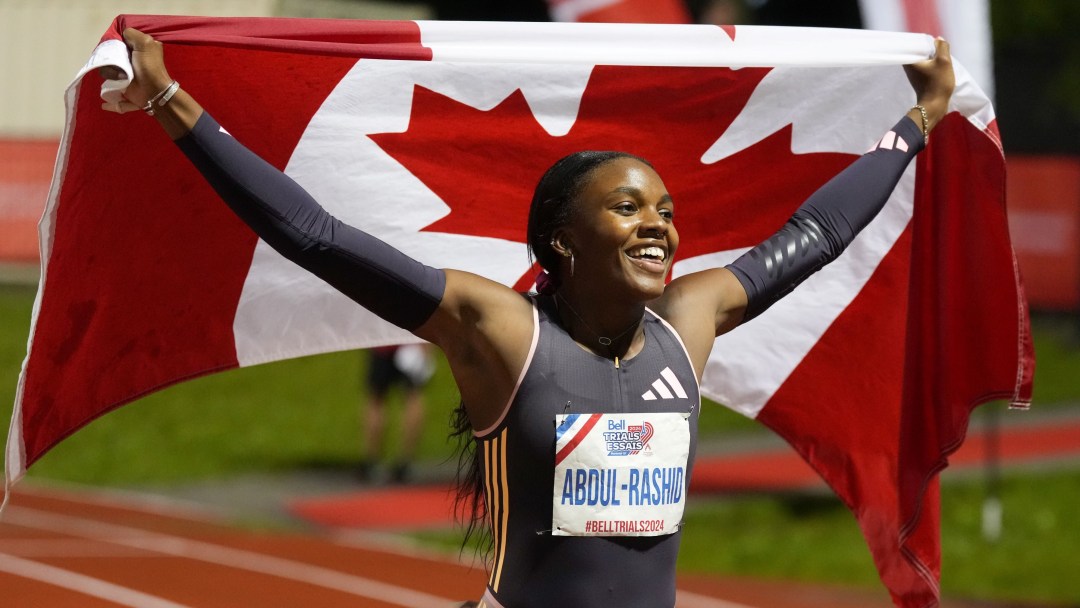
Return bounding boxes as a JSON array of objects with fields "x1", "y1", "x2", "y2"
[
  {"x1": 0, "y1": 552, "x2": 193, "y2": 608},
  {"x1": 332, "y1": 532, "x2": 759, "y2": 607},
  {"x1": 677, "y1": 590, "x2": 758, "y2": 608},
  {"x1": 0, "y1": 538, "x2": 154, "y2": 558},
  {"x1": 13, "y1": 481, "x2": 227, "y2": 523},
  {"x1": 5, "y1": 506, "x2": 456, "y2": 608},
  {"x1": 8, "y1": 490, "x2": 762, "y2": 608}
]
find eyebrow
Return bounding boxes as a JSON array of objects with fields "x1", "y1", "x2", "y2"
[{"x1": 611, "y1": 186, "x2": 673, "y2": 204}]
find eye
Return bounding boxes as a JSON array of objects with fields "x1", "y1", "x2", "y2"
[
  {"x1": 659, "y1": 208, "x2": 674, "y2": 221},
  {"x1": 614, "y1": 201, "x2": 637, "y2": 215}
]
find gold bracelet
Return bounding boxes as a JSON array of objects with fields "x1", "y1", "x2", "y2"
[{"x1": 911, "y1": 104, "x2": 929, "y2": 145}]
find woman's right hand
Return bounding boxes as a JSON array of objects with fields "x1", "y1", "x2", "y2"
[
  {"x1": 99, "y1": 28, "x2": 175, "y2": 115},
  {"x1": 99, "y1": 28, "x2": 203, "y2": 138}
]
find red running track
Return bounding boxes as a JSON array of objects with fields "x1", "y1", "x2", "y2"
[
  {"x1": 0, "y1": 483, "x2": 901, "y2": 608},
  {"x1": 4, "y1": 413, "x2": 1076, "y2": 607},
  {"x1": 0, "y1": 485, "x2": 486, "y2": 607}
]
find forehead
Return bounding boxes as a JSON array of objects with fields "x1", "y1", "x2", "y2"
[{"x1": 581, "y1": 157, "x2": 668, "y2": 198}]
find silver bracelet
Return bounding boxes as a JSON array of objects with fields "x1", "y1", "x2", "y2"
[
  {"x1": 142, "y1": 80, "x2": 180, "y2": 116},
  {"x1": 911, "y1": 104, "x2": 929, "y2": 145}
]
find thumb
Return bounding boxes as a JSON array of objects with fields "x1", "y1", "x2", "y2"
[{"x1": 101, "y1": 100, "x2": 143, "y2": 115}]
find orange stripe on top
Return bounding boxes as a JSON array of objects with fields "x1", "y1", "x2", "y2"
[
  {"x1": 492, "y1": 430, "x2": 509, "y2": 592},
  {"x1": 483, "y1": 436, "x2": 497, "y2": 588},
  {"x1": 483, "y1": 429, "x2": 510, "y2": 592}
]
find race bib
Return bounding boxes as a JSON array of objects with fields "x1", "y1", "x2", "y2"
[{"x1": 552, "y1": 412, "x2": 690, "y2": 537}]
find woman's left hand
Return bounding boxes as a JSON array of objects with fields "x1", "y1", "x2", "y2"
[{"x1": 903, "y1": 37, "x2": 956, "y2": 133}]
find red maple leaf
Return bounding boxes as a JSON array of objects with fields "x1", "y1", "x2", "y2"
[{"x1": 370, "y1": 66, "x2": 855, "y2": 289}]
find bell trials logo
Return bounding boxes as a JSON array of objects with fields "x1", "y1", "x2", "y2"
[{"x1": 603, "y1": 419, "x2": 654, "y2": 456}]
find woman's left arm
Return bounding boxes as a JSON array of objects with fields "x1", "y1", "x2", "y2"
[
  {"x1": 656, "y1": 39, "x2": 954, "y2": 375},
  {"x1": 725, "y1": 38, "x2": 954, "y2": 323}
]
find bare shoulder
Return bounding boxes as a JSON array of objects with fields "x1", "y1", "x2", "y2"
[
  {"x1": 650, "y1": 267, "x2": 748, "y2": 377},
  {"x1": 415, "y1": 268, "x2": 537, "y2": 431},
  {"x1": 419, "y1": 268, "x2": 534, "y2": 346},
  {"x1": 654, "y1": 267, "x2": 747, "y2": 330}
]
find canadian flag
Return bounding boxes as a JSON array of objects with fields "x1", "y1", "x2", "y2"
[{"x1": 5, "y1": 15, "x2": 1032, "y2": 607}]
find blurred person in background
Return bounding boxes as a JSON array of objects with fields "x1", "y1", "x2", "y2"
[{"x1": 358, "y1": 344, "x2": 434, "y2": 483}]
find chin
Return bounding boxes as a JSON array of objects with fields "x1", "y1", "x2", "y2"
[{"x1": 628, "y1": 277, "x2": 667, "y2": 301}]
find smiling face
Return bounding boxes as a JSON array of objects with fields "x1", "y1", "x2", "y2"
[{"x1": 558, "y1": 157, "x2": 679, "y2": 300}]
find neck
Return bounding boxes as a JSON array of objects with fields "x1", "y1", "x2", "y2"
[{"x1": 554, "y1": 285, "x2": 645, "y2": 358}]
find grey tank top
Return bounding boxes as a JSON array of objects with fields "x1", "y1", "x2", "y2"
[{"x1": 478, "y1": 294, "x2": 700, "y2": 607}]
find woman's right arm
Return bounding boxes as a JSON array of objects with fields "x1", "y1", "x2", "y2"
[
  {"x1": 178, "y1": 112, "x2": 450, "y2": 331},
  {"x1": 112, "y1": 29, "x2": 446, "y2": 332},
  {"x1": 112, "y1": 29, "x2": 534, "y2": 427},
  {"x1": 179, "y1": 111, "x2": 532, "y2": 426}
]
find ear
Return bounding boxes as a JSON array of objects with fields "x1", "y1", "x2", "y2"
[{"x1": 550, "y1": 230, "x2": 573, "y2": 257}]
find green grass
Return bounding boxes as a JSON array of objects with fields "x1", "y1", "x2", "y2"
[
  {"x1": 2, "y1": 282, "x2": 1079, "y2": 602},
  {"x1": 678, "y1": 493, "x2": 877, "y2": 586},
  {"x1": 1024, "y1": 314, "x2": 1080, "y2": 404},
  {"x1": 938, "y1": 469, "x2": 1080, "y2": 604},
  {"x1": 0, "y1": 282, "x2": 466, "y2": 484},
  {"x1": 404, "y1": 469, "x2": 1080, "y2": 605},
  {"x1": 26, "y1": 350, "x2": 469, "y2": 485},
  {"x1": 677, "y1": 468, "x2": 1080, "y2": 605}
]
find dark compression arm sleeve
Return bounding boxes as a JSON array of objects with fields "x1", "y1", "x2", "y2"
[
  {"x1": 726, "y1": 116, "x2": 924, "y2": 321},
  {"x1": 175, "y1": 113, "x2": 445, "y2": 331}
]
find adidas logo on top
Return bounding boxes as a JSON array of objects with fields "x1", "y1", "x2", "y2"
[{"x1": 641, "y1": 367, "x2": 687, "y2": 401}]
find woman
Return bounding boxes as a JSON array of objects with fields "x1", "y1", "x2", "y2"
[{"x1": 107, "y1": 28, "x2": 954, "y2": 607}]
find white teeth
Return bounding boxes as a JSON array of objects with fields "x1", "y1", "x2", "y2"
[{"x1": 630, "y1": 246, "x2": 666, "y2": 261}]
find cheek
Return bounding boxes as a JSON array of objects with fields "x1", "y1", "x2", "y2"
[{"x1": 590, "y1": 218, "x2": 633, "y2": 245}]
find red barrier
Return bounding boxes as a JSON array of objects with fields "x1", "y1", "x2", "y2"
[
  {"x1": 1006, "y1": 156, "x2": 1080, "y2": 311},
  {"x1": 0, "y1": 139, "x2": 57, "y2": 264}
]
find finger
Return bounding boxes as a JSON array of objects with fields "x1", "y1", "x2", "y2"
[
  {"x1": 122, "y1": 27, "x2": 140, "y2": 47},
  {"x1": 122, "y1": 27, "x2": 155, "y2": 51},
  {"x1": 100, "y1": 100, "x2": 142, "y2": 114},
  {"x1": 931, "y1": 38, "x2": 951, "y2": 65},
  {"x1": 97, "y1": 65, "x2": 128, "y2": 81}
]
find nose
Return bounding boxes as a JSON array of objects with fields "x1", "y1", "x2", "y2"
[{"x1": 639, "y1": 207, "x2": 668, "y2": 238}]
